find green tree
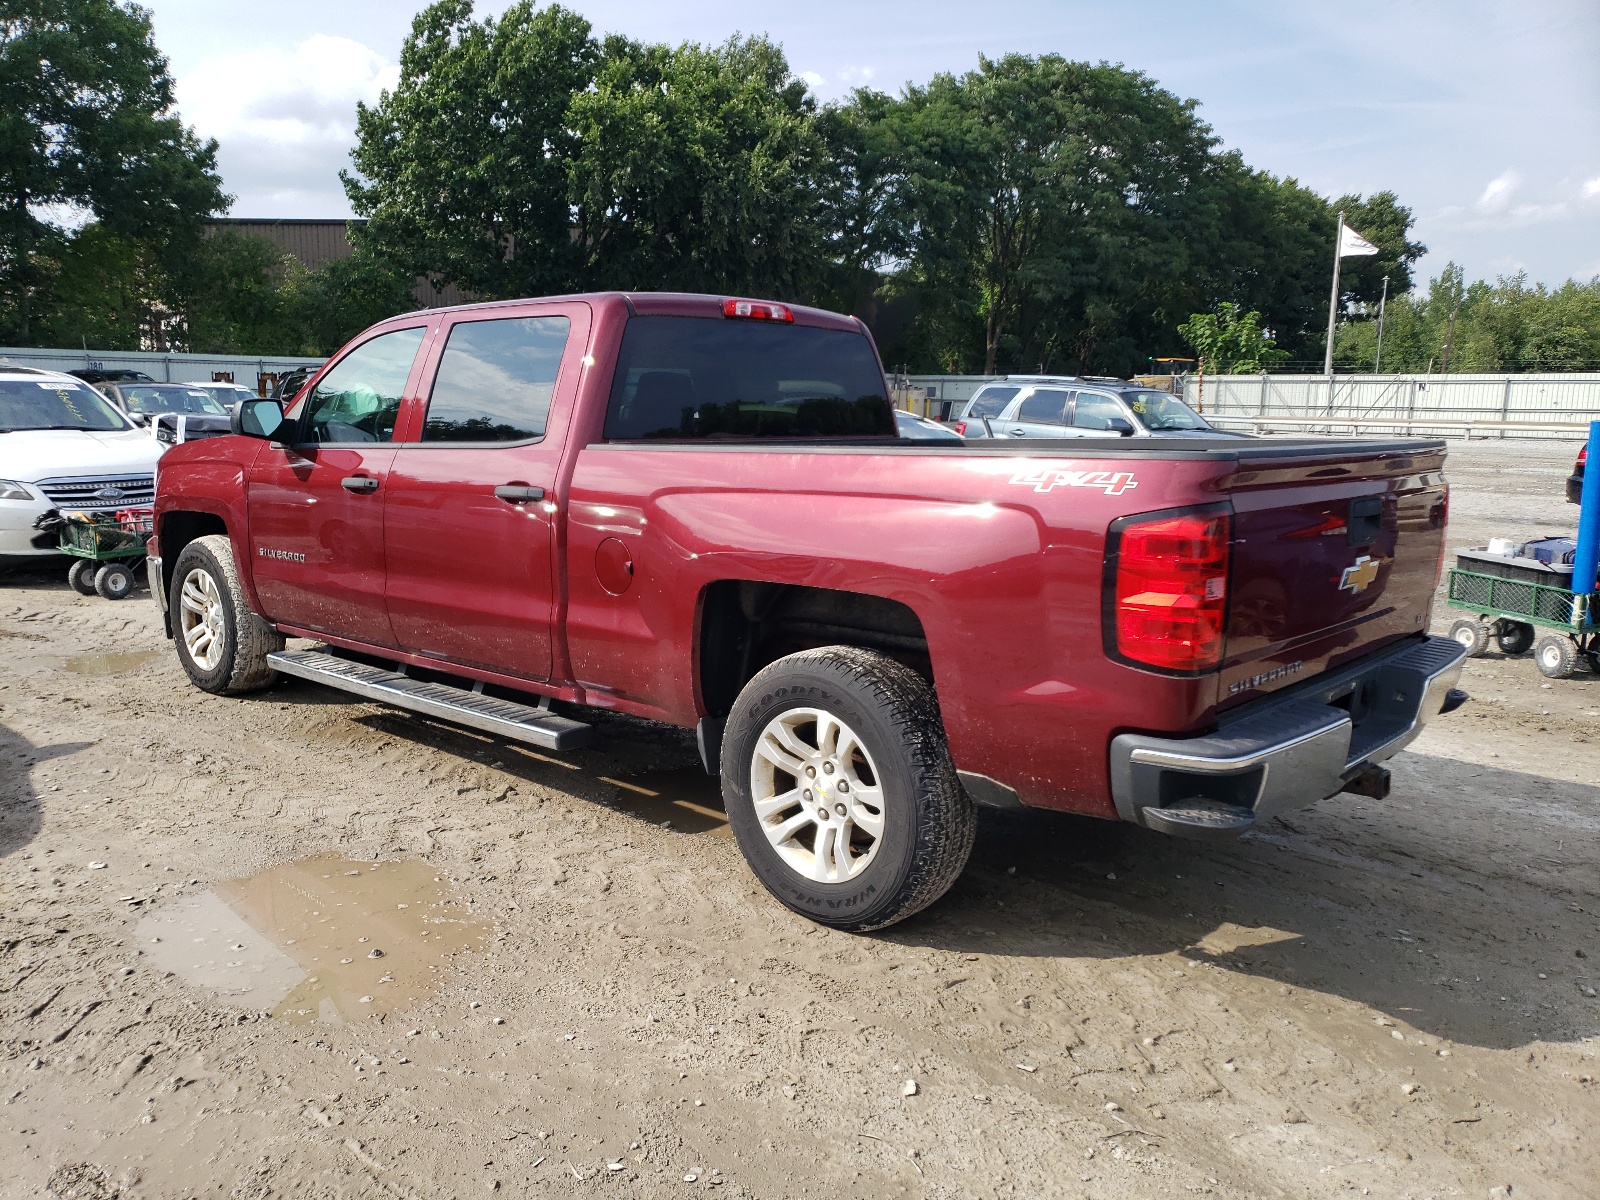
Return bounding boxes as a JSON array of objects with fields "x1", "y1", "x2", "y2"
[
  {"x1": 346, "y1": 0, "x2": 599, "y2": 301},
  {"x1": 1334, "y1": 266, "x2": 1600, "y2": 373},
  {"x1": 871, "y1": 55, "x2": 1227, "y2": 375},
  {"x1": 1178, "y1": 302, "x2": 1289, "y2": 373},
  {"x1": 0, "y1": 0, "x2": 226, "y2": 342},
  {"x1": 569, "y1": 33, "x2": 831, "y2": 298}
]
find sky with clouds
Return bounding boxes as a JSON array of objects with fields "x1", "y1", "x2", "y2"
[{"x1": 142, "y1": 0, "x2": 1600, "y2": 292}]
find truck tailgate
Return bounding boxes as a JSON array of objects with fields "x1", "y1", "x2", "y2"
[{"x1": 1219, "y1": 442, "x2": 1448, "y2": 708}]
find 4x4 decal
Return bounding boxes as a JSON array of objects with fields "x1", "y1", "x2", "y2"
[{"x1": 1008, "y1": 469, "x2": 1138, "y2": 496}]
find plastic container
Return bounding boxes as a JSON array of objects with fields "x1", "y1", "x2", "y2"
[{"x1": 1521, "y1": 536, "x2": 1577, "y2": 565}]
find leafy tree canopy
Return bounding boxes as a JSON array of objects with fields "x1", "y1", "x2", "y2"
[
  {"x1": 0, "y1": 0, "x2": 226, "y2": 341},
  {"x1": 1179, "y1": 302, "x2": 1289, "y2": 374}
]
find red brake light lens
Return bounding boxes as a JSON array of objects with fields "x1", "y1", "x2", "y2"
[
  {"x1": 722, "y1": 298, "x2": 794, "y2": 322},
  {"x1": 1579, "y1": 445, "x2": 1588, "y2": 467},
  {"x1": 954, "y1": 421, "x2": 968, "y2": 435},
  {"x1": 1110, "y1": 509, "x2": 1231, "y2": 672}
]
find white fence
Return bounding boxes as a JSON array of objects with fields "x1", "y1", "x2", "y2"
[
  {"x1": 897, "y1": 371, "x2": 1600, "y2": 439},
  {"x1": 0, "y1": 345, "x2": 326, "y2": 394},
  {"x1": 1177, "y1": 373, "x2": 1600, "y2": 440}
]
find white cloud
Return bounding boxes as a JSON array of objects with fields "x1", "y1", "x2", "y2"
[
  {"x1": 800, "y1": 70, "x2": 826, "y2": 89},
  {"x1": 1476, "y1": 170, "x2": 1517, "y2": 212},
  {"x1": 1583, "y1": 178, "x2": 1600, "y2": 200},
  {"x1": 174, "y1": 35, "x2": 399, "y2": 217}
]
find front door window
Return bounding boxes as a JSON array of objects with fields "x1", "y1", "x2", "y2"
[{"x1": 300, "y1": 327, "x2": 426, "y2": 444}]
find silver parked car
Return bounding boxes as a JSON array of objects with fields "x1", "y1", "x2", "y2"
[{"x1": 952, "y1": 376, "x2": 1234, "y2": 440}]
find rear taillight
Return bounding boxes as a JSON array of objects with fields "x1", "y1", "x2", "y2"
[
  {"x1": 723, "y1": 298, "x2": 794, "y2": 322},
  {"x1": 954, "y1": 421, "x2": 968, "y2": 436},
  {"x1": 1106, "y1": 507, "x2": 1231, "y2": 673},
  {"x1": 1579, "y1": 445, "x2": 1588, "y2": 468}
]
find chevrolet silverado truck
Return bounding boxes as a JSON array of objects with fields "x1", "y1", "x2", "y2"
[{"x1": 148, "y1": 292, "x2": 1468, "y2": 931}]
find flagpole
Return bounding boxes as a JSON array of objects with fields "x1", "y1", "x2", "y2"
[
  {"x1": 1375, "y1": 274, "x2": 1389, "y2": 373},
  {"x1": 1323, "y1": 210, "x2": 1344, "y2": 377}
]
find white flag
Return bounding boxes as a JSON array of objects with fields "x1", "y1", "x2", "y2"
[{"x1": 1338, "y1": 221, "x2": 1381, "y2": 258}]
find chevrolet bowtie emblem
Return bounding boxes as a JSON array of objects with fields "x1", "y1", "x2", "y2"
[{"x1": 1339, "y1": 555, "x2": 1382, "y2": 594}]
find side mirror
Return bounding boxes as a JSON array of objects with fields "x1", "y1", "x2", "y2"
[
  {"x1": 127, "y1": 412, "x2": 148, "y2": 427},
  {"x1": 1107, "y1": 416, "x2": 1136, "y2": 437},
  {"x1": 233, "y1": 398, "x2": 289, "y2": 440}
]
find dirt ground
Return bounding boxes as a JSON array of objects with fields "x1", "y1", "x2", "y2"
[{"x1": 2, "y1": 438, "x2": 1596, "y2": 1200}]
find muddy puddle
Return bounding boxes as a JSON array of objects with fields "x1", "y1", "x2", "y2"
[
  {"x1": 599, "y1": 767, "x2": 729, "y2": 835},
  {"x1": 135, "y1": 857, "x2": 487, "y2": 1023},
  {"x1": 62, "y1": 650, "x2": 161, "y2": 675}
]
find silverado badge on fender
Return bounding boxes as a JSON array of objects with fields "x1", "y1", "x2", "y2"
[{"x1": 1339, "y1": 555, "x2": 1382, "y2": 594}]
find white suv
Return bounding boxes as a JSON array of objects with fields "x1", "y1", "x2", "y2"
[{"x1": 0, "y1": 365, "x2": 163, "y2": 561}]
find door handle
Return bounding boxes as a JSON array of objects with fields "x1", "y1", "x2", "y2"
[
  {"x1": 340, "y1": 475, "x2": 379, "y2": 493},
  {"x1": 1008, "y1": 428, "x2": 1027, "y2": 437},
  {"x1": 494, "y1": 484, "x2": 545, "y2": 503}
]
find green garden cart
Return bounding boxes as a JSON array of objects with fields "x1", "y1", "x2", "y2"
[
  {"x1": 59, "y1": 509, "x2": 153, "y2": 601},
  {"x1": 1446, "y1": 549, "x2": 1597, "y2": 679}
]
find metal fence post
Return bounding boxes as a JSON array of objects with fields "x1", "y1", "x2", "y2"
[
  {"x1": 1258, "y1": 374, "x2": 1268, "y2": 416},
  {"x1": 1500, "y1": 377, "x2": 1513, "y2": 439}
]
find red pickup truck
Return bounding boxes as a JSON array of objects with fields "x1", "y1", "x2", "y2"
[{"x1": 149, "y1": 292, "x2": 1467, "y2": 930}]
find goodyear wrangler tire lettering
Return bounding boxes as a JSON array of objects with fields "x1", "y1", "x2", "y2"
[{"x1": 720, "y1": 646, "x2": 976, "y2": 933}]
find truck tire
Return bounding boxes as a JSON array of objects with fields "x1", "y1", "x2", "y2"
[
  {"x1": 1448, "y1": 618, "x2": 1489, "y2": 657},
  {"x1": 169, "y1": 534, "x2": 284, "y2": 694},
  {"x1": 93, "y1": 562, "x2": 135, "y2": 600},
  {"x1": 1495, "y1": 620, "x2": 1534, "y2": 656},
  {"x1": 1534, "y1": 634, "x2": 1579, "y2": 680},
  {"x1": 67, "y1": 559, "x2": 98, "y2": 596},
  {"x1": 720, "y1": 646, "x2": 976, "y2": 932}
]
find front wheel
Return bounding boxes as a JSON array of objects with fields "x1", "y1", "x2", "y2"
[
  {"x1": 1534, "y1": 634, "x2": 1580, "y2": 679},
  {"x1": 169, "y1": 534, "x2": 284, "y2": 694},
  {"x1": 1449, "y1": 618, "x2": 1489, "y2": 658},
  {"x1": 93, "y1": 562, "x2": 135, "y2": 600},
  {"x1": 720, "y1": 646, "x2": 976, "y2": 932}
]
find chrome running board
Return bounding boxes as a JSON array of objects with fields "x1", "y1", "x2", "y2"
[{"x1": 266, "y1": 649, "x2": 594, "y2": 752}]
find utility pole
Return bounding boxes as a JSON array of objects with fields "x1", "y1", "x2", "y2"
[
  {"x1": 1375, "y1": 275, "x2": 1389, "y2": 373},
  {"x1": 1322, "y1": 210, "x2": 1344, "y2": 377}
]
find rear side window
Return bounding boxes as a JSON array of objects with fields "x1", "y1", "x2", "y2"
[
  {"x1": 1017, "y1": 388, "x2": 1069, "y2": 424},
  {"x1": 303, "y1": 326, "x2": 426, "y2": 444},
  {"x1": 965, "y1": 386, "x2": 1018, "y2": 419},
  {"x1": 423, "y1": 316, "x2": 571, "y2": 442},
  {"x1": 604, "y1": 316, "x2": 894, "y2": 440}
]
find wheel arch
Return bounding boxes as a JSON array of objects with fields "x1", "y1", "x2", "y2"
[
  {"x1": 695, "y1": 580, "x2": 935, "y2": 722},
  {"x1": 155, "y1": 510, "x2": 229, "y2": 614}
]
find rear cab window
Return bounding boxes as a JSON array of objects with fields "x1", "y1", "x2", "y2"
[{"x1": 604, "y1": 317, "x2": 894, "y2": 440}]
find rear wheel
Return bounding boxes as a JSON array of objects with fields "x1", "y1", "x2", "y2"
[
  {"x1": 67, "y1": 559, "x2": 98, "y2": 596},
  {"x1": 1494, "y1": 621, "x2": 1535, "y2": 656},
  {"x1": 720, "y1": 646, "x2": 976, "y2": 932},
  {"x1": 1449, "y1": 618, "x2": 1489, "y2": 658},
  {"x1": 170, "y1": 534, "x2": 283, "y2": 694},
  {"x1": 93, "y1": 562, "x2": 135, "y2": 600},
  {"x1": 1534, "y1": 634, "x2": 1579, "y2": 679}
]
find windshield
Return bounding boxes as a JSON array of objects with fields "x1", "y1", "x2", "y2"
[
  {"x1": 0, "y1": 380, "x2": 129, "y2": 432},
  {"x1": 119, "y1": 385, "x2": 227, "y2": 416},
  {"x1": 1124, "y1": 389, "x2": 1210, "y2": 431}
]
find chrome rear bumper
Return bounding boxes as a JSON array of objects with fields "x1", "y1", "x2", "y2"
[{"x1": 1108, "y1": 635, "x2": 1468, "y2": 839}]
